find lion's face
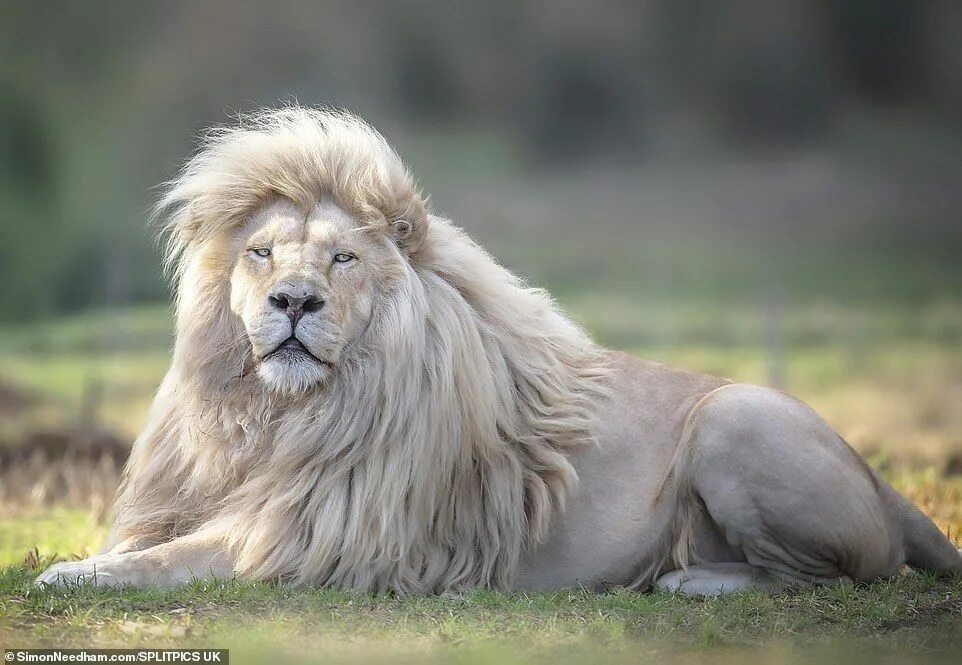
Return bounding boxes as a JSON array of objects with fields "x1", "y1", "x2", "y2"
[{"x1": 229, "y1": 197, "x2": 396, "y2": 395}]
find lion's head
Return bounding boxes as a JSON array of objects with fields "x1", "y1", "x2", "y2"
[
  {"x1": 228, "y1": 196, "x2": 413, "y2": 394},
  {"x1": 157, "y1": 108, "x2": 429, "y2": 398}
]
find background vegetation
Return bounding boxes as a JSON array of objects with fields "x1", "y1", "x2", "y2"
[{"x1": 1, "y1": 1, "x2": 960, "y2": 662}]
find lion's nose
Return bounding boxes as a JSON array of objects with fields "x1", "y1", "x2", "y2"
[{"x1": 268, "y1": 291, "x2": 324, "y2": 326}]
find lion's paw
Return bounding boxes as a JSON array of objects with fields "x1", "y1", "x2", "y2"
[{"x1": 35, "y1": 555, "x2": 139, "y2": 589}]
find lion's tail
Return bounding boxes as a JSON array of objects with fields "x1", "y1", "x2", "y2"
[
  {"x1": 878, "y1": 475, "x2": 962, "y2": 575},
  {"x1": 627, "y1": 392, "x2": 717, "y2": 591}
]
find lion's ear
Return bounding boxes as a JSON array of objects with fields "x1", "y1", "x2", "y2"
[{"x1": 389, "y1": 217, "x2": 428, "y2": 253}]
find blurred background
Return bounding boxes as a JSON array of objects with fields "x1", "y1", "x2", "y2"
[{"x1": 0, "y1": 0, "x2": 960, "y2": 562}]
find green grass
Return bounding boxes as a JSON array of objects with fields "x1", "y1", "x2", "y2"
[
  {"x1": 0, "y1": 509, "x2": 108, "y2": 566},
  {"x1": 0, "y1": 305, "x2": 172, "y2": 438},
  {"x1": 1, "y1": 564, "x2": 960, "y2": 662}
]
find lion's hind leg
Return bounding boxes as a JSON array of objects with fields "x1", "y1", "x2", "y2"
[
  {"x1": 682, "y1": 384, "x2": 911, "y2": 585},
  {"x1": 655, "y1": 562, "x2": 790, "y2": 596}
]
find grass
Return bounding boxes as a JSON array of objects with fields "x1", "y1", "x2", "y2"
[
  {"x1": 0, "y1": 509, "x2": 108, "y2": 566},
  {"x1": 0, "y1": 304, "x2": 171, "y2": 440},
  {"x1": 1, "y1": 564, "x2": 961, "y2": 663}
]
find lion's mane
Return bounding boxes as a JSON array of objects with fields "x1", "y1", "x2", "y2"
[{"x1": 109, "y1": 107, "x2": 610, "y2": 592}]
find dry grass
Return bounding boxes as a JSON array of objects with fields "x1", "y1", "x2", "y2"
[{"x1": 0, "y1": 453, "x2": 121, "y2": 520}]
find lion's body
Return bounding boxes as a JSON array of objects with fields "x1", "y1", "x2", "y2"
[
  {"x1": 518, "y1": 354, "x2": 962, "y2": 592},
  {"x1": 37, "y1": 108, "x2": 961, "y2": 594}
]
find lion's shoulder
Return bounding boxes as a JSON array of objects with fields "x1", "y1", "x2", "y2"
[{"x1": 605, "y1": 350, "x2": 729, "y2": 397}]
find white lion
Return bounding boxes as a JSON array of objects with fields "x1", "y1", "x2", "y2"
[{"x1": 37, "y1": 107, "x2": 961, "y2": 595}]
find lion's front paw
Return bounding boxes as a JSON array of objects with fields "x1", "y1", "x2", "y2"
[{"x1": 35, "y1": 554, "x2": 141, "y2": 589}]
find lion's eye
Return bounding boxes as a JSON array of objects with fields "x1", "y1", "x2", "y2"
[
  {"x1": 250, "y1": 248, "x2": 272, "y2": 258},
  {"x1": 333, "y1": 253, "x2": 355, "y2": 264}
]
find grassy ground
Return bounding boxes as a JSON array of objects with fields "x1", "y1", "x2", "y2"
[
  {"x1": 0, "y1": 304, "x2": 172, "y2": 440},
  {"x1": 0, "y1": 510, "x2": 108, "y2": 566},
  {"x1": 2, "y1": 564, "x2": 961, "y2": 663}
]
